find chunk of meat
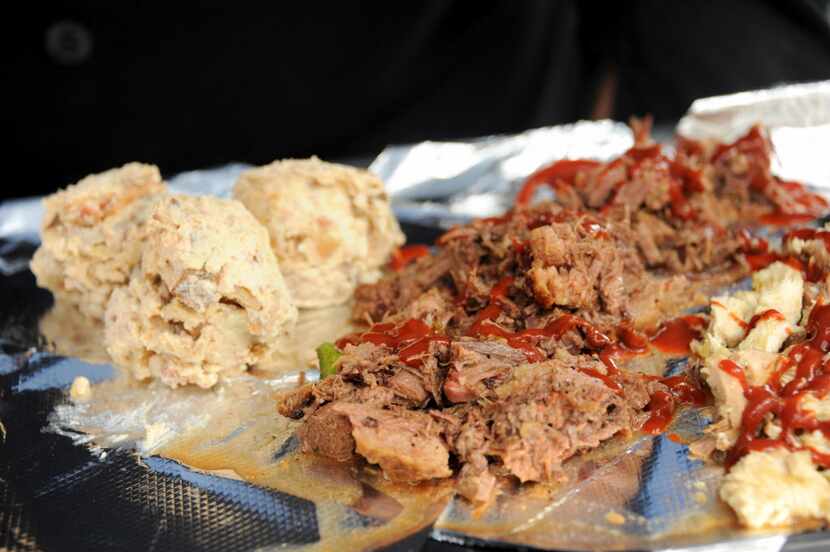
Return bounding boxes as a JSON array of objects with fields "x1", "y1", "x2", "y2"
[
  {"x1": 330, "y1": 403, "x2": 452, "y2": 481},
  {"x1": 585, "y1": 161, "x2": 626, "y2": 207},
  {"x1": 388, "y1": 368, "x2": 430, "y2": 405},
  {"x1": 610, "y1": 178, "x2": 649, "y2": 212},
  {"x1": 456, "y1": 462, "x2": 497, "y2": 504},
  {"x1": 443, "y1": 339, "x2": 527, "y2": 403},
  {"x1": 438, "y1": 359, "x2": 651, "y2": 487},
  {"x1": 528, "y1": 223, "x2": 625, "y2": 314},
  {"x1": 353, "y1": 249, "x2": 453, "y2": 321},
  {"x1": 297, "y1": 404, "x2": 356, "y2": 462},
  {"x1": 393, "y1": 288, "x2": 455, "y2": 330},
  {"x1": 445, "y1": 237, "x2": 489, "y2": 304},
  {"x1": 277, "y1": 375, "x2": 399, "y2": 420},
  {"x1": 488, "y1": 364, "x2": 633, "y2": 482},
  {"x1": 634, "y1": 211, "x2": 675, "y2": 266}
]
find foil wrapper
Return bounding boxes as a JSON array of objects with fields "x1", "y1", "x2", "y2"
[
  {"x1": 3, "y1": 81, "x2": 830, "y2": 552},
  {"x1": 373, "y1": 119, "x2": 633, "y2": 227},
  {"x1": 678, "y1": 81, "x2": 830, "y2": 188}
]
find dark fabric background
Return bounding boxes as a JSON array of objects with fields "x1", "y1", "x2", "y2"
[{"x1": 3, "y1": 0, "x2": 830, "y2": 198}]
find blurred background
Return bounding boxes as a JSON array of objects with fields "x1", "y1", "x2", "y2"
[{"x1": 4, "y1": 0, "x2": 830, "y2": 199}]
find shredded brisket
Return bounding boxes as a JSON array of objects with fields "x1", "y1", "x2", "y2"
[{"x1": 278, "y1": 122, "x2": 829, "y2": 503}]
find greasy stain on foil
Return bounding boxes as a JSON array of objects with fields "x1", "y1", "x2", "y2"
[
  {"x1": 49, "y1": 364, "x2": 452, "y2": 550},
  {"x1": 45, "y1": 302, "x2": 452, "y2": 550}
]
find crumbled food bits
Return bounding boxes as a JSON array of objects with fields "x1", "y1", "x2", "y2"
[
  {"x1": 69, "y1": 376, "x2": 92, "y2": 401},
  {"x1": 605, "y1": 511, "x2": 626, "y2": 525}
]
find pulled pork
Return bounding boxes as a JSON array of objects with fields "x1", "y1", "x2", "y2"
[
  {"x1": 278, "y1": 122, "x2": 828, "y2": 503},
  {"x1": 280, "y1": 349, "x2": 663, "y2": 501}
]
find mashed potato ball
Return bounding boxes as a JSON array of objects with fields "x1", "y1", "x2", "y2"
[
  {"x1": 105, "y1": 195, "x2": 298, "y2": 388},
  {"x1": 31, "y1": 163, "x2": 167, "y2": 320},
  {"x1": 233, "y1": 157, "x2": 404, "y2": 308}
]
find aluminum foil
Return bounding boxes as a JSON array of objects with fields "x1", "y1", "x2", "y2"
[
  {"x1": 677, "y1": 81, "x2": 830, "y2": 188},
  {"x1": 3, "y1": 80, "x2": 830, "y2": 552},
  {"x1": 373, "y1": 119, "x2": 633, "y2": 227}
]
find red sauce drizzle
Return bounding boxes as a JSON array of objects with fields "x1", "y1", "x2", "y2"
[
  {"x1": 515, "y1": 144, "x2": 705, "y2": 222},
  {"x1": 738, "y1": 228, "x2": 769, "y2": 254},
  {"x1": 667, "y1": 433, "x2": 686, "y2": 444},
  {"x1": 389, "y1": 245, "x2": 431, "y2": 271},
  {"x1": 339, "y1": 307, "x2": 711, "y2": 433},
  {"x1": 511, "y1": 127, "x2": 824, "y2": 249},
  {"x1": 760, "y1": 212, "x2": 816, "y2": 227},
  {"x1": 649, "y1": 315, "x2": 707, "y2": 354},
  {"x1": 619, "y1": 323, "x2": 649, "y2": 351},
  {"x1": 743, "y1": 252, "x2": 779, "y2": 272},
  {"x1": 642, "y1": 391, "x2": 675, "y2": 434},
  {"x1": 335, "y1": 318, "x2": 448, "y2": 367},
  {"x1": 642, "y1": 374, "x2": 708, "y2": 434},
  {"x1": 579, "y1": 367, "x2": 624, "y2": 395},
  {"x1": 784, "y1": 228, "x2": 830, "y2": 253},
  {"x1": 662, "y1": 374, "x2": 709, "y2": 405},
  {"x1": 719, "y1": 359, "x2": 749, "y2": 392},
  {"x1": 746, "y1": 309, "x2": 785, "y2": 333},
  {"x1": 468, "y1": 311, "x2": 613, "y2": 365},
  {"x1": 711, "y1": 300, "x2": 750, "y2": 331},
  {"x1": 515, "y1": 159, "x2": 602, "y2": 207},
  {"x1": 738, "y1": 228, "x2": 827, "y2": 281},
  {"x1": 464, "y1": 276, "x2": 620, "y2": 364},
  {"x1": 726, "y1": 303, "x2": 830, "y2": 468},
  {"x1": 523, "y1": 313, "x2": 613, "y2": 350},
  {"x1": 466, "y1": 277, "x2": 515, "y2": 333}
]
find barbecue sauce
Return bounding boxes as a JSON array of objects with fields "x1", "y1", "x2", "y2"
[
  {"x1": 784, "y1": 228, "x2": 830, "y2": 252},
  {"x1": 516, "y1": 139, "x2": 707, "y2": 222},
  {"x1": 746, "y1": 309, "x2": 785, "y2": 332},
  {"x1": 759, "y1": 212, "x2": 816, "y2": 227},
  {"x1": 516, "y1": 125, "x2": 826, "y2": 233},
  {"x1": 642, "y1": 374, "x2": 708, "y2": 434},
  {"x1": 724, "y1": 303, "x2": 830, "y2": 469},
  {"x1": 648, "y1": 315, "x2": 706, "y2": 355},
  {"x1": 719, "y1": 359, "x2": 749, "y2": 392},
  {"x1": 339, "y1": 297, "x2": 711, "y2": 433},
  {"x1": 515, "y1": 159, "x2": 601, "y2": 206},
  {"x1": 390, "y1": 245, "x2": 431, "y2": 271},
  {"x1": 335, "y1": 318, "x2": 448, "y2": 368},
  {"x1": 740, "y1": 227, "x2": 826, "y2": 281}
]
